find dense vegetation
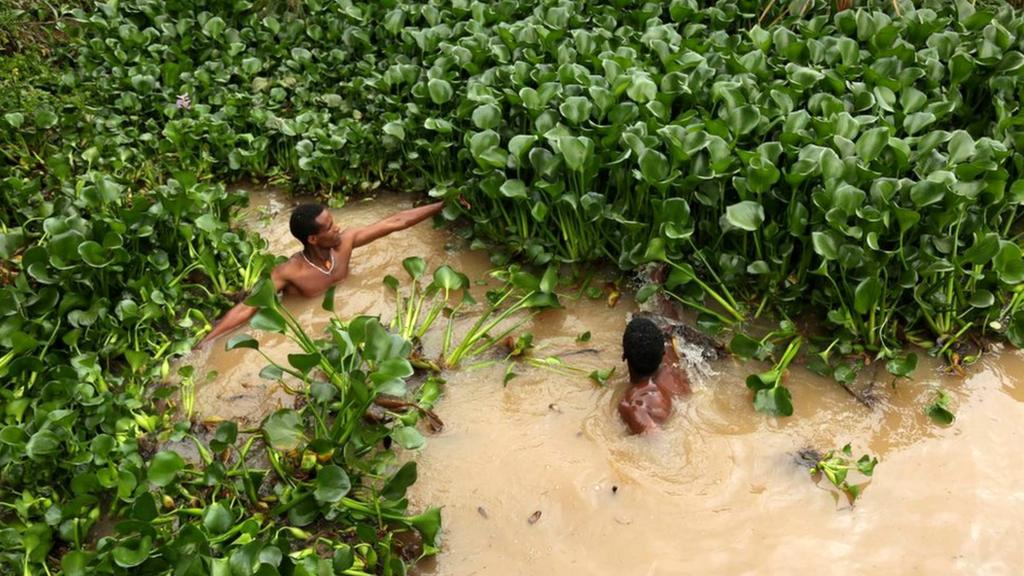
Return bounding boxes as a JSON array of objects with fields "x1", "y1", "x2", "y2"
[{"x1": 3, "y1": 0, "x2": 1024, "y2": 573}]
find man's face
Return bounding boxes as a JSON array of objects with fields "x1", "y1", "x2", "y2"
[{"x1": 310, "y1": 209, "x2": 342, "y2": 248}]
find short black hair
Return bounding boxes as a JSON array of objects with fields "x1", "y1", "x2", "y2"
[
  {"x1": 623, "y1": 317, "x2": 665, "y2": 378},
  {"x1": 290, "y1": 203, "x2": 326, "y2": 246}
]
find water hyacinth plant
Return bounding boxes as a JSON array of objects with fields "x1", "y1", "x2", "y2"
[{"x1": 5, "y1": 0, "x2": 1024, "y2": 571}]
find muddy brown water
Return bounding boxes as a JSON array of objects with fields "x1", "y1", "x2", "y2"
[{"x1": 185, "y1": 189, "x2": 1024, "y2": 575}]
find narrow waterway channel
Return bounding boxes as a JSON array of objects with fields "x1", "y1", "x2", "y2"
[{"x1": 187, "y1": 189, "x2": 1024, "y2": 575}]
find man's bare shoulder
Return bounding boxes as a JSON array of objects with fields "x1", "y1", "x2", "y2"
[{"x1": 273, "y1": 253, "x2": 303, "y2": 280}]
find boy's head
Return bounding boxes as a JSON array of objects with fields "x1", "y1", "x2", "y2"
[
  {"x1": 290, "y1": 203, "x2": 341, "y2": 248},
  {"x1": 622, "y1": 317, "x2": 665, "y2": 379}
]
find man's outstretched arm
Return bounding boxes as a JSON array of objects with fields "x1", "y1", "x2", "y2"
[
  {"x1": 350, "y1": 201, "x2": 444, "y2": 248},
  {"x1": 197, "y1": 268, "x2": 288, "y2": 349}
]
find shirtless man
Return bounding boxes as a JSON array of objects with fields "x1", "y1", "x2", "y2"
[
  {"x1": 196, "y1": 200, "x2": 444, "y2": 348},
  {"x1": 618, "y1": 316, "x2": 691, "y2": 434}
]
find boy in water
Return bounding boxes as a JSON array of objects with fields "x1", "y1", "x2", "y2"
[{"x1": 618, "y1": 316, "x2": 692, "y2": 434}]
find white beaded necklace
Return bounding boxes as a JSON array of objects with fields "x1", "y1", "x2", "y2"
[{"x1": 301, "y1": 251, "x2": 335, "y2": 275}]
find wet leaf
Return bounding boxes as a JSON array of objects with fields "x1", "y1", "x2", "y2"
[
  {"x1": 262, "y1": 410, "x2": 307, "y2": 450},
  {"x1": 753, "y1": 385, "x2": 793, "y2": 417},
  {"x1": 147, "y1": 450, "x2": 185, "y2": 487},
  {"x1": 314, "y1": 465, "x2": 352, "y2": 503},
  {"x1": 382, "y1": 462, "x2": 418, "y2": 501},
  {"x1": 725, "y1": 201, "x2": 765, "y2": 231},
  {"x1": 885, "y1": 353, "x2": 918, "y2": 378},
  {"x1": 226, "y1": 333, "x2": 259, "y2": 351},
  {"x1": 204, "y1": 502, "x2": 234, "y2": 534}
]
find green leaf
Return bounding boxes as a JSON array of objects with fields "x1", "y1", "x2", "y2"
[
  {"x1": 926, "y1": 392, "x2": 956, "y2": 426},
  {"x1": 382, "y1": 462, "x2": 418, "y2": 501},
  {"x1": 471, "y1": 104, "x2": 501, "y2": 129},
  {"x1": 856, "y1": 127, "x2": 889, "y2": 163},
  {"x1": 77, "y1": 240, "x2": 110, "y2": 267},
  {"x1": 638, "y1": 149, "x2": 669, "y2": 183},
  {"x1": 61, "y1": 551, "x2": 90, "y2": 576},
  {"x1": 725, "y1": 201, "x2": 765, "y2": 231},
  {"x1": 885, "y1": 353, "x2": 918, "y2": 378},
  {"x1": 427, "y1": 78, "x2": 454, "y2": 104},
  {"x1": 753, "y1": 385, "x2": 793, "y2": 417},
  {"x1": 559, "y1": 136, "x2": 594, "y2": 172},
  {"x1": 288, "y1": 353, "x2": 321, "y2": 373},
  {"x1": 4, "y1": 112, "x2": 24, "y2": 128},
  {"x1": 314, "y1": 465, "x2": 352, "y2": 503},
  {"x1": 402, "y1": 256, "x2": 426, "y2": 280},
  {"x1": 147, "y1": 450, "x2": 185, "y2": 487},
  {"x1": 994, "y1": 242, "x2": 1024, "y2": 284},
  {"x1": 0, "y1": 426, "x2": 29, "y2": 447},
  {"x1": 262, "y1": 410, "x2": 307, "y2": 450},
  {"x1": 962, "y1": 233, "x2": 1000, "y2": 265},
  {"x1": 382, "y1": 121, "x2": 405, "y2": 141},
  {"x1": 226, "y1": 334, "x2": 259, "y2": 351},
  {"x1": 322, "y1": 286, "x2": 336, "y2": 312},
  {"x1": 729, "y1": 333, "x2": 760, "y2": 359},
  {"x1": 508, "y1": 134, "x2": 537, "y2": 159},
  {"x1": 245, "y1": 279, "x2": 278, "y2": 308},
  {"x1": 204, "y1": 502, "x2": 234, "y2": 534},
  {"x1": 203, "y1": 16, "x2": 226, "y2": 37},
  {"x1": 947, "y1": 130, "x2": 976, "y2": 164},
  {"x1": 500, "y1": 179, "x2": 528, "y2": 199},
  {"x1": 559, "y1": 96, "x2": 592, "y2": 125},
  {"x1": 903, "y1": 112, "x2": 936, "y2": 135},
  {"x1": 250, "y1": 308, "x2": 287, "y2": 333},
  {"x1": 333, "y1": 545, "x2": 355, "y2": 573},
  {"x1": 910, "y1": 180, "x2": 946, "y2": 208},
  {"x1": 34, "y1": 109, "x2": 58, "y2": 129},
  {"x1": 727, "y1": 105, "x2": 761, "y2": 137},
  {"x1": 112, "y1": 537, "x2": 152, "y2": 568},
  {"x1": 26, "y1": 429, "x2": 60, "y2": 459},
  {"x1": 853, "y1": 277, "x2": 882, "y2": 315}
]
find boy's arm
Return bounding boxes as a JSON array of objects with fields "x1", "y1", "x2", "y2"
[
  {"x1": 618, "y1": 397, "x2": 658, "y2": 435},
  {"x1": 196, "y1": 267, "x2": 289, "y2": 349},
  {"x1": 349, "y1": 201, "x2": 443, "y2": 248}
]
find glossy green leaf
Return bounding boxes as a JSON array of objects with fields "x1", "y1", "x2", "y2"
[
  {"x1": 262, "y1": 410, "x2": 307, "y2": 450},
  {"x1": 112, "y1": 537, "x2": 152, "y2": 568},
  {"x1": 314, "y1": 465, "x2": 352, "y2": 503},
  {"x1": 885, "y1": 353, "x2": 918, "y2": 378},
  {"x1": 250, "y1": 308, "x2": 287, "y2": 333},
  {"x1": 204, "y1": 502, "x2": 234, "y2": 534},
  {"x1": 427, "y1": 78, "x2": 454, "y2": 104},
  {"x1": 853, "y1": 277, "x2": 882, "y2": 315},
  {"x1": 725, "y1": 201, "x2": 765, "y2": 231},
  {"x1": 226, "y1": 333, "x2": 259, "y2": 351},
  {"x1": 753, "y1": 385, "x2": 793, "y2": 417},
  {"x1": 147, "y1": 450, "x2": 185, "y2": 486}
]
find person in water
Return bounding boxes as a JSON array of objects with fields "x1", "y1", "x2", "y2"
[
  {"x1": 197, "y1": 200, "x2": 445, "y2": 348},
  {"x1": 618, "y1": 316, "x2": 691, "y2": 434}
]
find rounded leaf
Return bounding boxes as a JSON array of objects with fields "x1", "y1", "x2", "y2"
[
  {"x1": 427, "y1": 78, "x2": 454, "y2": 104},
  {"x1": 725, "y1": 201, "x2": 765, "y2": 231},
  {"x1": 147, "y1": 450, "x2": 185, "y2": 487},
  {"x1": 203, "y1": 502, "x2": 234, "y2": 534},
  {"x1": 472, "y1": 104, "x2": 501, "y2": 129},
  {"x1": 314, "y1": 465, "x2": 352, "y2": 503}
]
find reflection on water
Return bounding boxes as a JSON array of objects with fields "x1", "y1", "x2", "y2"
[{"x1": 187, "y1": 188, "x2": 1024, "y2": 575}]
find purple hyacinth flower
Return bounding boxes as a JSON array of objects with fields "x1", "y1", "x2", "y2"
[{"x1": 176, "y1": 93, "x2": 192, "y2": 110}]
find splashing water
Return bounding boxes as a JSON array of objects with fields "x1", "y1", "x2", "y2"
[{"x1": 672, "y1": 334, "x2": 717, "y2": 388}]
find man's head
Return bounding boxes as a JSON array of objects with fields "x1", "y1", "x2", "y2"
[
  {"x1": 622, "y1": 317, "x2": 665, "y2": 379},
  {"x1": 290, "y1": 203, "x2": 342, "y2": 249}
]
